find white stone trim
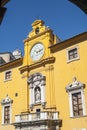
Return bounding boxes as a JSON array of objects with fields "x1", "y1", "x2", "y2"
[
  {"x1": 66, "y1": 77, "x2": 86, "y2": 117},
  {"x1": 81, "y1": 90, "x2": 86, "y2": 116},
  {"x1": 41, "y1": 84, "x2": 45, "y2": 103},
  {"x1": 29, "y1": 85, "x2": 33, "y2": 108},
  {"x1": 68, "y1": 88, "x2": 86, "y2": 117},
  {"x1": 1, "y1": 96, "x2": 12, "y2": 124},
  {"x1": 68, "y1": 93, "x2": 73, "y2": 117},
  {"x1": 2, "y1": 103, "x2": 12, "y2": 124},
  {"x1": 28, "y1": 73, "x2": 46, "y2": 109}
]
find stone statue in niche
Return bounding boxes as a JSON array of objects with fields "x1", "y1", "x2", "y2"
[
  {"x1": 28, "y1": 73, "x2": 46, "y2": 108},
  {"x1": 35, "y1": 87, "x2": 41, "y2": 102}
]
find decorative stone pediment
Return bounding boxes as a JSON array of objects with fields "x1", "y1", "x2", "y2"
[
  {"x1": 28, "y1": 73, "x2": 45, "y2": 85},
  {"x1": 1, "y1": 95, "x2": 13, "y2": 105},
  {"x1": 66, "y1": 77, "x2": 85, "y2": 92}
]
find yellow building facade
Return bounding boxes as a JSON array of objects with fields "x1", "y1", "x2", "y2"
[{"x1": 0, "y1": 20, "x2": 87, "y2": 130}]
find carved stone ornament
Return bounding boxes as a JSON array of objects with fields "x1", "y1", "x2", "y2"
[
  {"x1": 1, "y1": 95, "x2": 13, "y2": 105},
  {"x1": 28, "y1": 73, "x2": 46, "y2": 85},
  {"x1": 66, "y1": 77, "x2": 85, "y2": 92},
  {"x1": 28, "y1": 73, "x2": 46, "y2": 109}
]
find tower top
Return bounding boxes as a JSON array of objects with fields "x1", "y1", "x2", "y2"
[{"x1": 32, "y1": 19, "x2": 44, "y2": 27}]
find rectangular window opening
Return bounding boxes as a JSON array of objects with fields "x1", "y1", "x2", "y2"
[
  {"x1": 5, "y1": 70, "x2": 12, "y2": 81},
  {"x1": 72, "y1": 92, "x2": 83, "y2": 117},
  {"x1": 36, "y1": 109, "x2": 40, "y2": 119},
  {"x1": 68, "y1": 48, "x2": 78, "y2": 60},
  {"x1": 4, "y1": 106, "x2": 10, "y2": 124},
  {"x1": 67, "y1": 47, "x2": 80, "y2": 63}
]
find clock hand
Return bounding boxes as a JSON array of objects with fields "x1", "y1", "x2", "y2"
[
  {"x1": 38, "y1": 48, "x2": 43, "y2": 52},
  {"x1": 34, "y1": 48, "x2": 43, "y2": 54},
  {"x1": 34, "y1": 50, "x2": 39, "y2": 55}
]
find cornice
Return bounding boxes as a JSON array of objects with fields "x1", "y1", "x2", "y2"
[
  {"x1": 0, "y1": 58, "x2": 23, "y2": 70},
  {"x1": 19, "y1": 56, "x2": 55, "y2": 73},
  {"x1": 49, "y1": 31, "x2": 87, "y2": 53},
  {"x1": 23, "y1": 28, "x2": 52, "y2": 43}
]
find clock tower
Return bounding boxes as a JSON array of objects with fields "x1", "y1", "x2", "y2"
[
  {"x1": 19, "y1": 20, "x2": 61, "y2": 130},
  {"x1": 23, "y1": 19, "x2": 59, "y2": 66},
  {"x1": 20, "y1": 19, "x2": 60, "y2": 109}
]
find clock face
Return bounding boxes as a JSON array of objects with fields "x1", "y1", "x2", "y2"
[{"x1": 30, "y1": 43, "x2": 44, "y2": 61}]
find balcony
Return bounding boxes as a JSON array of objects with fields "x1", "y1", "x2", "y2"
[{"x1": 13, "y1": 111, "x2": 60, "y2": 127}]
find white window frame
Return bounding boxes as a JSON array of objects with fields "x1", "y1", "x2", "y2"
[
  {"x1": 66, "y1": 77, "x2": 86, "y2": 118},
  {"x1": 4, "y1": 70, "x2": 12, "y2": 81},
  {"x1": 1, "y1": 96, "x2": 12, "y2": 125},
  {"x1": 68, "y1": 89, "x2": 86, "y2": 117},
  {"x1": 2, "y1": 103, "x2": 12, "y2": 124},
  {"x1": 66, "y1": 46, "x2": 80, "y2": 63}
]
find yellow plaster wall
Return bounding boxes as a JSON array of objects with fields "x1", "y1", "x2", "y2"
[
  {"x1": 0, "y1": 64, "x2": 28, "y2": 126},
  {"x1": 52, "y1": 39, "x2": 87, "y2": 130}
]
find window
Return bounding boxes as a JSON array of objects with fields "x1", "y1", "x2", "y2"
[
  {"x1": 68, "y1": 48, "x2": 77, "y2": 60},
  {"x1": 66, "y1": 77, "x2": 86, "y2": 117},
  {"x1": 72, "y1": 92, "x2": 83, "y2": 116},
  {"x1": 67, "y1": 47, "x2": 79, "y2": 62},
  {"x1": 4, "y1": 70, "x2": 12, "y2": 81},
  {"x1": 1, "y1": 96, "x2": 12, "y2": 124},
  {"x1": 36, "y1": 109, "x2": 40, "y2": 119},
  {"x1": 4, "y1": 106, "x2": 10, "y2": 124}
]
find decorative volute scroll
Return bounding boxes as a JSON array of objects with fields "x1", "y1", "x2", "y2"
[
  {"x1": 28, "y1": 73, "x2": 46, "y2": 109},
  {"x1": 66, "y1": 77, "x2": 85, "y2": 92}
]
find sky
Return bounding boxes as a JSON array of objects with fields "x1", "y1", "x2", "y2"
[{"x1": 0, "y1": 0, "x2": 87, "y2": 54}]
